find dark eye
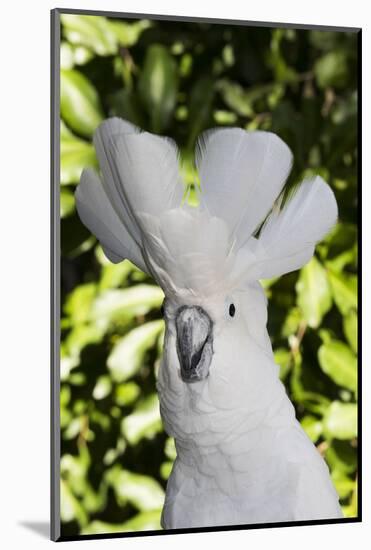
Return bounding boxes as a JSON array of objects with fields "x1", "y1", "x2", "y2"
[{"x1": 229, "y1": 303, "x2": 236, "y2": 317}]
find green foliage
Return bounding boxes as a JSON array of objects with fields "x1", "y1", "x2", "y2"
[
  {"x1": 138, "y1": 44, "x2": 178, "y2": 133},
  {"x1": 60, "y1": 121, "x2": 97, "y2": 187},
  {"x1": 61, "y1": 69, "x2": 103, "y2": 137},
  {"x1": 296, "y1": 257, "x2": 332, "y2": 328},
  {"x1": 59, "y1": 14, "x2": 358, "y2": 535}
]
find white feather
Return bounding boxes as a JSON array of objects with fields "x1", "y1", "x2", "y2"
[
  {"x1": 138, "y1": 208, "x2": 233, "y2": 297},
  {"x1": 75, "y1": 168, "x2": 148, "y2": 273},
  {"x1": 76, "y1": 117, "x2": 185, "y2": 277},
  {"x1": 94, "y1": 117, "x2": 184, "y2": 240},
  {"x1": 247, "y1": 176, "x2": 338, "y2": 279},
  {"x1": 110, "y1": 131, "x2": 184, "y2": 225},
  {"x1": 93, "y1": 117, "x2": 143, "y2": 246},
  {"x1": 196, "y1": 128, "x2": 293, "y2": 244}
]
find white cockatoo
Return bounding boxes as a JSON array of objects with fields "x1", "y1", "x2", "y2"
[{"x1": 75, "y1": 117, "x2": 343, "y2": 529}]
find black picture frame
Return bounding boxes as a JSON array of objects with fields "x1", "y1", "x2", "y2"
[{"x1": 51, "y1": 7, "x2": 362, "y2": 542}]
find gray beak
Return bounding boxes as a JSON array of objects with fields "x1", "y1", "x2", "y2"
[{"x1": 175, "y1": 306, "x2": 213, "y2": 383}]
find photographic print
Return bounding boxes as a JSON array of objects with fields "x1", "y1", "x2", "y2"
[{"x1": 51, "y1": 8, "x2": 360, "y2": 541}]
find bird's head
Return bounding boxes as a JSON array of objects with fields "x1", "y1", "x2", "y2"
[
  {"x1": 75, "y1": 118, "x2": 338, "y2": 392},
  {"x1": 140, "y1": 205, "x2": 271, "y2": 385}
]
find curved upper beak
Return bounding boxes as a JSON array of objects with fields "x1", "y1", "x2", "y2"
[{"x1": 175, "y1": 306, "x2": 213, "y2": 383}]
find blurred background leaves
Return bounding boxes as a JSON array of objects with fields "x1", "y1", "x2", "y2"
[{"x1": 59, "y1": 14, "x2": 358, "y2": 535}]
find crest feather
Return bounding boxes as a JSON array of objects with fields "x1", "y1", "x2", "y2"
[
  {"x1": 75, "y1": 118, "x2": 337, "y2": 294},
  {"x1": 196, "y1": 128, "x2": 293, "y2": 245},
  {"x1": 138, "y1": 208, "x2": 234, "y2": 296},
  {"x1": 241, "y1": 176, "x2": 338, "y2": 280}
]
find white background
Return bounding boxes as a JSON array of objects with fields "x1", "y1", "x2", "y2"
[{"x1": 0, "y1": 0, "x2": 368, "y2": 548}]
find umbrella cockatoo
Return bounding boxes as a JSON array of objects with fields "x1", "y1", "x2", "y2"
[{"x1": 75, "y1": 117, "x2": 342, "y2": 529}]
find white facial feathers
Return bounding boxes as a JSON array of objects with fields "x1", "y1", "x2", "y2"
[{"x1": 75, "y1": 117, "x2": 338, "y2": 294}]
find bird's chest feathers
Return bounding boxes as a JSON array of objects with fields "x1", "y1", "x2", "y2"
[{"x1": 162, "y1": 418, "x2": 299, "y2": 528}]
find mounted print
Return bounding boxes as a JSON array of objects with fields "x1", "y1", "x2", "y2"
[{"x1": 51, "y1": 8, "x2": 361, "y2": 542}]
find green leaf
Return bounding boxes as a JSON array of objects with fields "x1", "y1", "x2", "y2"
[
  {"x1": 217, "y1": 79, "x2": 255, "y2": 117},
  {"x1": 164, "y1": 437, "x2": 177, "y2": 460},
  {"x1": 260, "y1": 277, "x2": 280, "y2": 290},
  {"x1": 61, "y1": 69, "x2": 103, "y2": 137},
  {"x1": 81, "y1": 520, "x2": 123, "y2": 535},
  {"x1": 107, "y1": 320, "x2": 164, "y2": 382},
  {"x1": 61, "y1": 41, "x2": 93, "y2": 69},
  {"x1": 93, "y1": 375, "x2": 112, "y2": 400},
  {"x1": 179, "y1": 53, "x2": 193, "y2": 77},
  {"x1": 60, "y1": 188, "x2": 75, "y2": 217},
  {"x1": 281, "y1": 307, "x2": 301, "y2": 338},
  {"x1": 64, "y1": 283, "x2": 97, "y2": 324},
  {"x1": 331, "y1": 470, "x2": 355, "y2": 499},
  {"x1": 60, "y1": 122, "x2": 97, "y2": 185},
  {"x1": 68, "y1": 372, "x2": 87, "y2": 387},
  {"x1": 274, "y1": 347, "x2": 292, "y2": 379},
  {"x1": 301, "y1": 415, "x2": 322, "y2": 442},
  {"x1": 90, "y1": 410, "x2": 110, "y2": 431},
  {"x1": 314, "y1": 51, "x2": 348, "y2": 89},
  {"x1": 98, "y1": 260, "x2": 134, "y2": 291},
  {"x1": 325, "y1": 440, "x2": 357, "y2": 475},
  {"x1": 328, "y1": 270, "x2": 357, "y2": 315},
  {"x1": 332, "y1": 93, "x2": 357, "y2": 125},
  {"x1": 63, "y1": 417, "x2": 84, "y2": 440},
  {"x1": 109, "y1": 19, "x2": 151, "y2": 47},
  {"x1": 103, "y1": 437, "x2": 126, "y2": 466},
  {"x1": 60, "y1": 350, "x2": 79, "y2": 380},
  {"x1": 213, "y1": 110, "x2": 238, "y2": 125},
  {"x1": 318, "y1": 340, "x2": 357, "y2": 392},
  {"x1": 160, "y1": 461, "x2": 173, "y2": 480},
  {"x1": 296, "y1": 257, "x2": 332, "y2": 328},
  {"x1": 323, "y1": 222, "x2": 357, "y2": 259},
  {"x1": 342, "y1": 483, "x2": 358, "y2": 517},
  {"x1": 326, "y1": 248, "x2": 357, "y2": 273},
  {"x1": 187, "y1": 77, "x2": 215, "y2": 147},
  {"x1": 64, "y1": 324, "x2": 103, "y2": 361},
  {"x1": 343, "y1": 310, "x2": 358, "y2": 353},
  {"x1": 61, "y1": 446, "x2": 90, "y2": 493},
  {"x1": 108, "y1": 88, "x2": 146, "y2": 127},
  {"x1": 323, "y1": 401, "x2": 357, "y2": 440},
  {"x1": 61, "y1": 214, "x2": 96, "y2": 258},
  {"x1": 138, "y1": 45, "x2": 178, "y2": 133},
  {"x1": 105, "y1": 465, "x2": 165, "y2": 511},
  {"x1": 82, "y1": 511, "x2": 162, "y2": 534},
  {"x1": 121, "y1": 394, "x2": 162, "y2": 445},
  {"x1": 73, "y1": 46, "x2": 94, "y2": 66},
  {"x1": 91, "y1": 285, "x2": 164, "y2": 327},
  {"x1": 61, "y1": 42, "x2": 75, "y2": 70},
  {"x1": 61, "y1": 14, "x2": 117, "y2": 55},
  {"x1": 115, "y1": 382, "x2": 140, "y2": 407},
  {"x1": 309, "y1": 31, "x2": 339, "y2": 51},
  {"x1": 225, "y1": 81, "x2": 283, "y2": 114},
  {"x1": 120, "y1": 510, "x2": 162, "y2": 531},
  {"x1": 60, "y1": 479, "x2": 88, "y2": 526},
  {"x1": 269, "y1": 29, "x2": 298, "y2": 83}
]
